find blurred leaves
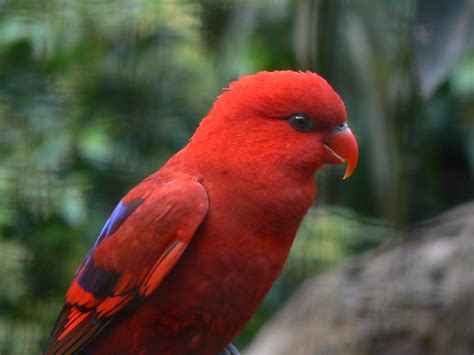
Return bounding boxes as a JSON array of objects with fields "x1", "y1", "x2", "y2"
[
  {"x1": 0, "y1": 239, "x2": 29, "y2": 303},
  {"x1": 414, "y1": 0, "x2": 474, "y2": 98}
]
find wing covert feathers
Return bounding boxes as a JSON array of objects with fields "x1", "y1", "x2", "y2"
[{"x1": 44, "y1": 178, "x2": 208, "y2": 354}]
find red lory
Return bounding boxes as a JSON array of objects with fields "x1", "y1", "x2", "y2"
[{"x1": 45, "y1": 70, "x2": 358, "y2": 354}]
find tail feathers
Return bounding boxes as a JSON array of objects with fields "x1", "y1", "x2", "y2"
[{"x1": 44, "y1": 305, "x2": 111, "y2": 355}]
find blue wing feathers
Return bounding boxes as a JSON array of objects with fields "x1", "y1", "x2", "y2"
[
  {"x1": 105, "y1": 197, "x2": 143, "y2": 237},
  {"x1": 78, "y1": 197, "x2": 145, "y2": 297},
  {"x1": 94, "y1": 197, "x2": 144, "y2": 248}
]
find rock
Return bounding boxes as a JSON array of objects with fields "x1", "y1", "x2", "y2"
[{"x1": 246, "y1": 202, "x2": 474, "y2": 355}]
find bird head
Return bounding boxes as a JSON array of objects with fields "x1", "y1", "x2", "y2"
[{"x1": 190, "y1": 70, "x2": 358, "y2": 182}]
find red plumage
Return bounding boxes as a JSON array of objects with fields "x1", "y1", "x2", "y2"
[{"x1": 45, "y1": 71, "x2": 358, "y2": 354}]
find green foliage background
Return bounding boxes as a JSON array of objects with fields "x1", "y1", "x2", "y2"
[{"x1": 0, "y1": 0, "x2": 472, "y2": 353}]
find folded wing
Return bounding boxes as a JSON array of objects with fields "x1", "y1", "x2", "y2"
[{"x1": 44, "y1": 177, "x2": 209, "y2": 354}]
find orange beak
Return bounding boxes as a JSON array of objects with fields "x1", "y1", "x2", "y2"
[{"x1": 323, "y1": 125, "x2": 359, "y2": 179}]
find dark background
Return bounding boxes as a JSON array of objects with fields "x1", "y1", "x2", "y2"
[{"x1": 0, "y1": 0, "x2": 473, "y2": 353}]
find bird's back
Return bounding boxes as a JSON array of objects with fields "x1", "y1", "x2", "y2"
[{"x1": 82, "y1": 157, "x2": 311, "y2": 354}]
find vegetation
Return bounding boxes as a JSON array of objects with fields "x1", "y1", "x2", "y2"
[{"x1": 0, "y1": 0, "x2": 472, "y2": 353}]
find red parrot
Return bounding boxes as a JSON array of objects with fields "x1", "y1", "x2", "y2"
[{"x1": 44, "y1": 70, "x2": 358, "y2": 354}]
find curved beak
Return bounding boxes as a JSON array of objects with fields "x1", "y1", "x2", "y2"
[{"x1": 323, "y1": 125, "x2": 359, "y2": 179}]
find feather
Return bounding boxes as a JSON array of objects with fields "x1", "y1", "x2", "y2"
[{"x1": 44, "y1": 178, "x2": 208, "y2": 353}]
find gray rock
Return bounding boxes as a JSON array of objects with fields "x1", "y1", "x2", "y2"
[{"x1": 246, "y1": 202, "x2": 474, "y2": 355}]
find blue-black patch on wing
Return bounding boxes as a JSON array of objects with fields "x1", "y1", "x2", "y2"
[
  {"x1": 78, "y1": 197, "x2": 143, "y2": 298},
  {"x1": 78, "y1": 258, "x2": 121, "y2": 298}
]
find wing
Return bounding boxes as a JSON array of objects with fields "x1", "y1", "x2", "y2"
[{"x1": 44, "y1": 177, "x2": 209, "y2": 354}]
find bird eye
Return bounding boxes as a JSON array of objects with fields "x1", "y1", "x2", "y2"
[
  {"x1": 289, "y1": 114, "x2": 313, "y2": 132},
  {"x1": 335, "y1": 122, "x2": 348, "y2": 131}
]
